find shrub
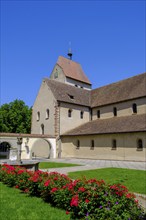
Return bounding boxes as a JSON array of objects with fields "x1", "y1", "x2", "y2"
[{"x1": 0, "y1": 164, "x2": 145, "y2": 220}]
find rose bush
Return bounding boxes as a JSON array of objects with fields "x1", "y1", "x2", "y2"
[{"x1": 0, "y1": 164, "x2": 145, "y2": 220}]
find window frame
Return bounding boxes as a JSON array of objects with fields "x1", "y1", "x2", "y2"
[
  {"x1": 112, "y1": 139, "x2": 117, "y2": 150},
  {"x1": 80, "y1": 111, "x2": 84, "y2": 119},
  {"x1": 76, "y1": 140, "x2": 80, "y2": 149},
  {"x1": 90, "y1": 139, "x2": 95, "y2": 150},
  {"x1": 68, "y1": 109, "x2": 72, "y2": 118},
  {"x1": 37, "y1": 111, "x2": 40, "y2": 121},
  {"x1": 137, "y1": 139, "x2": 143, "y2": 151},
  {"x1": 46, "y1": 109, "x2": 49, "y2": 119},
  {"x1": 113, "y1": 107, "x2": 117, "y2": 117},
  {"x1": 132, "y1": 103, "x2": 137, "y2": 114},
  {"x1": 97, "y1": 110, "x2": 100, "y2": 118}
]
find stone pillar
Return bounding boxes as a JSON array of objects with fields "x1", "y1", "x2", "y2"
[{"x1": 17, "y1": 137, "x2": 23, "y2": 164}]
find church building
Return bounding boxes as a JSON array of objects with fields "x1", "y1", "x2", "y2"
[{"x1": 31, "y1": 54, "x2": 146, "y2": 161}]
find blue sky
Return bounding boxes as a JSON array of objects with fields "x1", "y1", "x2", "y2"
[{"x1": 1, "y1": 0, "x2": 145, "y2": 107}]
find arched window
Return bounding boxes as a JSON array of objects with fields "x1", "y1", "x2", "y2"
[
  {"x1": 80, "y1": 111, "x2": 84, "y2": 119},
  {"x1": 37, "y1": 111, "x2": 40, "y2": 121},
  {"x1": 54, "y1": 69, "x2": 58, "y2": 79},
  {"x1": 40, "y1": 124, "x2": 44, "y2": 135},
  {"x1": 0, "y1": 142, "x2": 11, "y2": 152},
  {"x1": 46, "y1": 109, "x2": 49, "y2": 119},
  {"x1": 137, "y1": 139, "x2": 143, "y2": 150},
  {"x1": 76, "y1": 140, "x2": 80, "y2": 149},
  {"x1": 97, "y1": 110, "x2": 100, "y2": 118},
  {"x1": 112, "y1": 139, "x2": 117, "y2": 150},
  {"x1": 132, "y1": 103, "x2": 137, "y2": 114},
  {"x1": 68, "y1": 109, "x2": 72, "y2": 118},
  {"x1": 91, "y1": 140, "x2": 94, "y2": 150},
  {"x1": 0, "y1": 142, "x2": 11, "y2": 159},
  {"x1": 113, "y1": 107, "x2": 117, "y2": 117}
]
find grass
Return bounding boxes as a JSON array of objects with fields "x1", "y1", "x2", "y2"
[
  {"x1": 68, "y1": 168, "x2": 146, "y2": 195},
  {"x1": 39, "y1": 162, "x2": 81, "y2": 169},
  {"x1": 0, "y1": 182, "x2": 69, "y2": 220}
]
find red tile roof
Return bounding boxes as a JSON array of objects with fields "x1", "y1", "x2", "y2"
[{"x1": 57, "y1": 56, "x2": 91, "y2": 85}]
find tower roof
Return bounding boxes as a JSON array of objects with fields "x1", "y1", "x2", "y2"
[{"x1": 57, "y1": 56, "x2": 91, "y2": 85}]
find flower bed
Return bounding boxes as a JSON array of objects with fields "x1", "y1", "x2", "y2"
[{"x1": 0, "y1": 164, "x2": 145, "y2": 220}]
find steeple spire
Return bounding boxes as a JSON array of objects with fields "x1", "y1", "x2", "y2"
[{"x1": 67, "y1": 42, "x2": 73, "y2": 60}]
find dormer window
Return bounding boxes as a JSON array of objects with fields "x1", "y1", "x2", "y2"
[{"x1": 68, "y1": 94, "x2": 74, "y2": 99}]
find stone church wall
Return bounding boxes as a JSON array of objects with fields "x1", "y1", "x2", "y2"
[{"x1": 61, "y1": 132, "x2": 146, "y2": 161}]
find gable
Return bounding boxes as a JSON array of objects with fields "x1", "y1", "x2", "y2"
[{"x1": 56, "y1": 56, "x2": 91, "y2": 85}]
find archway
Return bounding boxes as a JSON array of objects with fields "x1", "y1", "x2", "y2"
[
  {"x1": 31, "y1": 139, "x2": 52, "y2": 159},
  {"x1": 0, "y1": 142, "x2": 11, "y2": 159}
]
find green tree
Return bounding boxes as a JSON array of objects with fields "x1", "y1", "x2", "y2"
[{"x1": 0, "y1": 99, "x2": 32, "y2": 133}]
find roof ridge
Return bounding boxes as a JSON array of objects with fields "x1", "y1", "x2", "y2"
[{"x1": 92, "y1": 72, "x2": 146, "y2": 92}]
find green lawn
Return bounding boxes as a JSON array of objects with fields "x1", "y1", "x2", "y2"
[
  {"x1": 39, "y1": 161, "x2": 81, "y2": 169},
  {"x1": 0, "y1": 182, "x2": 69, "y2": 220},
  {"x1": 68, "y1": 168, "x2": 146, "y2": 195}
]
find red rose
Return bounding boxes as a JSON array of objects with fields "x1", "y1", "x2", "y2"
[
  {"x1": 85, "y1": 199, "x2": 90, "y2": 203},
  {"x1": 70, "y1": 195, "x2": 79, "y2": 207}
]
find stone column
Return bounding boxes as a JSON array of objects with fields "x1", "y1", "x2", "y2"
[{"x1": 17, "y1": 137, "x2": 23, "y2": 164}]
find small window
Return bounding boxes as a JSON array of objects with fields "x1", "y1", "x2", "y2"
[
  {"x1": 112, "y1": 139, "x2": 117, "y2": 150},
  {"x1": 97, "y1": 110, "x2": 100, "y2": 118},
  {"x1": 46, "y1": 109, "x2": 49, "y2": 119},
  {"x1": 132, "y1": 103, "x2": 137, "y2": 114},
  {"x1": 80, "y1": 111, "x2": 84, "y2": 119},
  {"x1": 54, "y1": 70, "x2": 58, "y2": 79},
  {"x1": 37, "y1": 111, "x2": 40, "y2": 121},
  {"x1": 90, "y1": 140, "x2": 94, "y2": 150},
  {"x1": 113, "y1": 107, "x2": 117, "y2": 117},
  {"x1": 137, "y1": 139, "x2": 143, "y2": 150},
  {"x1": 81, "y1": 86, "x2": 83, "y2": 89},
  {"x1": 76, "y1": 140, "x2": 80, "y2": 149},
  {"x1": 41, "y1": 124, "x2": 44, "y2": 135},
  {"x1": 68, "y1": 109, "x2": 72, "y2": 118}
]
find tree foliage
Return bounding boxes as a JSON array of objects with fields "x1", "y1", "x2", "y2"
[{"x1": 0, "y1": 99, "x2": 32, "y2": 133}]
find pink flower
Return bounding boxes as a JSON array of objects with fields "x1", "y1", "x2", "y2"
[
  {"x1": 78, "y1": 187, "x2": 86, "y2": 192},
  {"x1": 85, "y1": 199, "x2": 90, "y2": 203},
  {"x1": 51, "y1": 187, "x2": 58, "y2": 193},
  {"x1": 70, "y1": 195, "x2": 79, "y2": 207},
  {"x1": 44, "y1": 180, "x2": 51, "y2": 187},
  {"x1": 17, "y1": 170, "x2": 25, "y2": 175},
  {"x1": 66, "y1": 211, "x2": 70, "y2": 215}
]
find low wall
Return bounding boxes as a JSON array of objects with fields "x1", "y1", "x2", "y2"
[{"x1": 0, "y1": 133, "x2": 56, "y2": 160}]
